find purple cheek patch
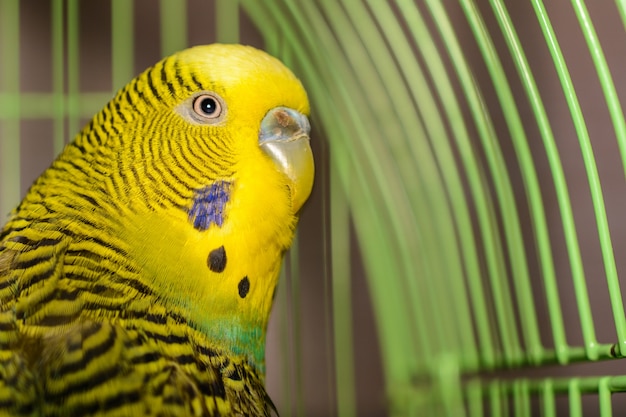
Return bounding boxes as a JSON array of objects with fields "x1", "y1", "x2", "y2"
[{"x1": 188, "y1": 181, "x2": 231, "y2": 231}]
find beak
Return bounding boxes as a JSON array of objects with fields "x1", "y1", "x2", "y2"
[{"x1": 259, "y1": 107, "x2": 314, "y2": 212}]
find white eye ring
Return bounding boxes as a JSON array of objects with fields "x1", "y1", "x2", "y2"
[
  {"x1": 193, "y1": 94, "x2": 223, "y2": 119},
  {"x1": 176, "y1": 91, "x2": 227, "y2": 125}
]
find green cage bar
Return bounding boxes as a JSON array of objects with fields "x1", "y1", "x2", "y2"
[{"x1": 0, "y1": 0, "x2": 20, "y2": 218}]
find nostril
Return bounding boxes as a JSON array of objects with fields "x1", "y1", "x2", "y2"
[
  {"x1": 275, "y1": 109, "x2": 291, "y2": 127},
  {"x1": 259, "y1": 107, "x2": 310, "y2": 145}
]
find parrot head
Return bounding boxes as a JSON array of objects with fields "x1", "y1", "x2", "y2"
[
  {"x1": 169, "y1": 44, "x2": 314, "y2": 214},
  {"x1": 49, "y1": 44, "x2": 316, "y2": 368}
]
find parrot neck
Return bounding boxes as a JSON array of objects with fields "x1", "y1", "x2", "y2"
[
  {"x1": 75, "y1": 155, "x2": 295, "y2": 377},
  {"x1": 114, "y1": 204, "x2": 286, "y2": 375},
  {"x1": 195, "y1": 317, "x2": 268, "y2": 372}
]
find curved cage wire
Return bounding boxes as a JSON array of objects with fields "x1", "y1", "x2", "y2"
[
  {"x1": 243, "y1": 1, "x2": 626, "y2": 416},
  {"x1": 2, "y1": 1, "x2": 626, "y2": 416}
]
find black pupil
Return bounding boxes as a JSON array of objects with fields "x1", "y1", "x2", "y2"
[{"x1": 199, "y1": 97, "x2": 216, "y2": 115}]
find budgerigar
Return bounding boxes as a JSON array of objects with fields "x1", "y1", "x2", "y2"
[{"x1": 0, "y1": 44, "x2": 314, "y2": 416}]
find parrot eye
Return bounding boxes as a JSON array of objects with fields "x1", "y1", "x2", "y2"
[
  {"x1": 177, "y1": 91, "x2": 226, "y2": 125},
  {"x1": 193, "y1": 94, "x2": 223, "y2": 119}
]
